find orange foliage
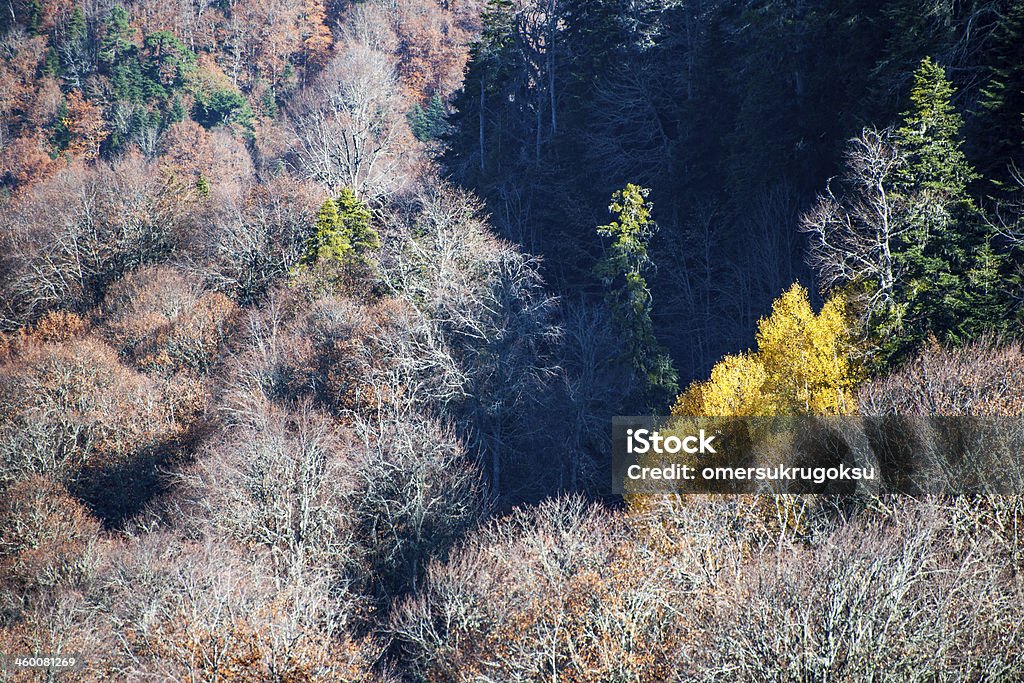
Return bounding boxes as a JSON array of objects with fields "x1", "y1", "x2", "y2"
[
  {"x1": 301, "y1": 0, "x2": 334, "y2": 69},
  {"x1": 31, "y1": 310, "x2": 88, "y2": 343},
  {"x1": 147, "y1": 602, "x2": 384, "y2": 682},
  {"x1": 0, "y1": 34, "x2": 48, "y2": 122},
  {"x1": 159, "y1": 119, "x2": 215, "y2": 189},
  {"x1": 474, "y1": 538, "x2": 679, "y2": 682},
  {"x1": 392, "y1": 0, "x2": 475, "y2": 101},
  {"x1": 225, "y1": 0, "x2": 333, "y2": 86},
  {"x1": 0, "y1": 133, "x2": 57, "y2": 187},
  {"x1": 62, "y1": 91, "x2": 108, "y2": 160},
  {"x1": 101, "y1": 265, "x2": 239, "y2": 376}
]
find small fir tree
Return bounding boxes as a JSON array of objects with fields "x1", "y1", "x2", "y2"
[{"x1": 299, "y1": 188, "x2": 379, "y2": 273}]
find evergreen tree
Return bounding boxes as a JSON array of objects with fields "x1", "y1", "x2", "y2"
[
  {"x1": 895, "y1": 57, "x2": 977, "y2": 194},
  {"x1": 299, "y1": 188, "x2": 378, "y2": 271},
  {"x1": 873, "y1": 0, "x2": 959, "y2": 104},
  {"x1": 881, "y1": 57, "x2": 1013, "y2": 360},
  {"x1": 595, "y1": 184, "x2": 678, "y2": 403},
  {"x1": 302, "y1": 198, "x2": 348, "y2": 268},
  {"x1": 337, "y1": 187, "x2": 378, "y2": 255},
  {"x1": 99, "y1": 6, "x2": 135, "y2": 66},
  {"x1": 409, "y1": 95, "x2": 449, "y2": 142},
  {"x1": 101, "y1": 7, "x2": 145, "y2": 104},
  {"x1": 191, "y1": 86, "x2": 254, "y2": 131},
  {"x1": 141, "y1": 31, "x2": 196, "y2": 97}
]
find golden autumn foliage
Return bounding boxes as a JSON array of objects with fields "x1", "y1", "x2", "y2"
[{"x1": 674, "y1": 283, "x2": 859, "y2": 418}]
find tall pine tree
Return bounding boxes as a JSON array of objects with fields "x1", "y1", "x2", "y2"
[{"x1": 882, "y1": 57, "x2": 1013, "y2": 360}]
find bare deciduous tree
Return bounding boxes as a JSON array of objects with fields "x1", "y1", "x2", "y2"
[
  {"x1": 350, "y1": 411, "x2": 484, "y2": 596},
  {"x1": 0, "y1": 154, "x2": 178, "y2": 325},
  {"x1": 179, "y1": 401, "x2": 360, "y2": 584},
  {"x1": 289, "y1": 42, "x2": 420, "y2": 202},
  {"x1": 801, "y1": 128, "x2": 907, "y2": 326},
  {"x1": 381, "y1": 181, "x2": 563, "y2": 499},
  {"x1": 193, "y1": 177, "x2": 318, "y2": 305}
]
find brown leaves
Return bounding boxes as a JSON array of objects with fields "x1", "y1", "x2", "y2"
[
  {"x1": 100, "y1": 265, "x2": 240, "y2": 376},
  {"x1": 858, "y1": 335, "x2": 1024, "y2": 417},
  {"x1": 0, "y1": 475, "x2": 102, "y2": 590},
  {"x1": 0, "y1": 334, "x2": 184, "y2": 488},
  {"x1": 62, "y1": 91, "x2": 108, "y2": 161}
]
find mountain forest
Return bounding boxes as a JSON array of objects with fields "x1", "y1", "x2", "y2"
[{"x1": 2, "y1": 0, "x2": 1024, "y2": 679}]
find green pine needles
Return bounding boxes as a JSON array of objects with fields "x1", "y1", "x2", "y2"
[
  {"x1": 297, "y1": 188, "x2": 380, "y2": 286},
  {"x1": 596, "y1": 183, "x2": 678, "y2": 404},
  {"x1": 876, "y1": 57, "x2": 1015, "y2": 364}
]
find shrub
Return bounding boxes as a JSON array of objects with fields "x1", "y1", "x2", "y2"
[
  {"x1": 683, "y1": 500, "x2": 1024, "y2": 681},
  {"x1": 858, "y1": 336, "x2": 1024, "y2": 416}
]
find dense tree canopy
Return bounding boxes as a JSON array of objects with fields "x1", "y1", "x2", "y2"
[{"x1": 3, "y1": 0, "x2": 1024, "y2": 679}]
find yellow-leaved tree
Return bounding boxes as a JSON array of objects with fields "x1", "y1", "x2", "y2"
[
  {"x1": 630, "y1": 283, "x2": 861, "y2": 523},
  {"x1": 673, "y1": 283, "x2": 859, "y2": 417}
]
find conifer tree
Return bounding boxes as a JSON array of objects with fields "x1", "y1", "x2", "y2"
[
  {"x1": 337, "y1": 186, "x2": 378, "y2": 255},
  {"x1": 99, "y1": 6, "x2": 135, "y2": 66},
  {"x1": 880, "y1": 57, "x2": 1014, "y2": 360},
  {"x1": 409, "y1": 95, "x2": 449, "y2": 142},
  {"x1": 301, "y1": 197, "x2": 347, "y2": 268},
  {"x1": 596, "y1": 184, "x2": 678, "y2": 403},
  {"x1": 895, "y1": 57, "x2": 977, "y2": 194},
  {"x1": 299, "y1": 188, "x2": 378, "y2": 271}
]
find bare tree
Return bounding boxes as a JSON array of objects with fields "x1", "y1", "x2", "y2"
[
  {"x1": 350, "y1": 411, "x2": 485, "y2": 596},
  {"x1": 192, "y1": 177, "x2": 317, "y2": 305},
  {"x1": 179, "y1": 401, "x2": 360, "y2": 585},
  {"x1": 801, "y1": 128, "x2": 908, "y2": 325},
  {"x1": 0, "y1": 154, "x2": 178, "y2": 324},
  {"x1": 556, "y1": 300, "x2": 633, "y2": 490},
  {"x1": 289, "y1": 42, "x2": 420, "y2": 202},
  {"x1": 381, "y1": 182, "x2": 562, "y2": 499}
]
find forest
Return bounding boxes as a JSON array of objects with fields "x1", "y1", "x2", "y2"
[{"x1": 1, "y1": 0, "x2": 1023, "y2": 680}]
